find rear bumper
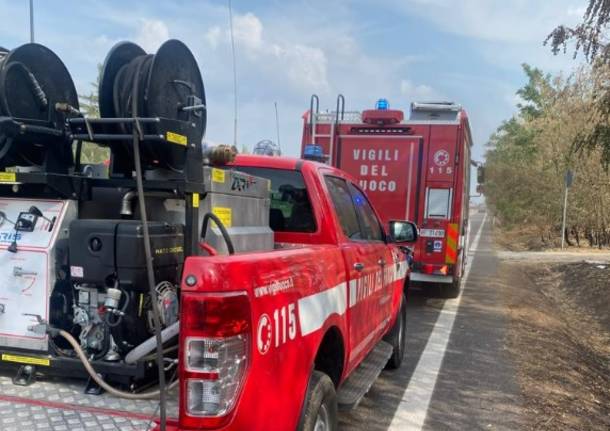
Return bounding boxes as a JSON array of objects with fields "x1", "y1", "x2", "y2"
[{"x1": 409, "y1": 273, "x2": 453, "y2": 284}]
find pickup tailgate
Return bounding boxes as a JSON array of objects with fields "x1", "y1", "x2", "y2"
[{"x1": 179, "y1": 244, "x2": 348, "y2": 430}]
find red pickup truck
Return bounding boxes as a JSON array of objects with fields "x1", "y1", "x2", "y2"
[{"x1": 171, "y1": 155, "x2": 417, "y2": 430}]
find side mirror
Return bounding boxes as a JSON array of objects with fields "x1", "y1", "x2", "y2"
[{"x1": 389, "y1": 220, "x2": 418, "y2": 243}]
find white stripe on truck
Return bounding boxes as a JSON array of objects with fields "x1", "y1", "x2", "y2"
[
  {"x1": 298, "y1": 282, "x2": 347, "y2": 336},
  {"x1": 298, "y1": 260, "x2": 408, "y2": 336}
]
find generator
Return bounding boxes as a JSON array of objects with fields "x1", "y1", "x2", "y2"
[{"x1": 0, "y1": 40, "x2": 272, "y2": 391}]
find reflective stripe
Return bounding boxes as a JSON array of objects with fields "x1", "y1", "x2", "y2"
[
  {"x1": 409, "y1": 273, "x2": 453, "y2": 284},
  {"x1": 348, "y1": 259, "x2": 408, "y2": 309},
  {"x1": 298, "y1": 282, "x2": 347, "y2": 336},
  {"x1": 445, "y1": 223, "x2": 459, "y2": 264},
  {"x1": 298, "y1": 259, "x2": 408, "y2": 336}
]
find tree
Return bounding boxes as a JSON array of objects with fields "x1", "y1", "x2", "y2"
[
  {"x1": 547, "y1": 1, "x2": 610, "y2": 166},
  {"x1": 77, "y1": 64, "x2": 109, "y2": 165},
  {"x1": 485, "y1": 64, "x2": 610, "y2": 248}
]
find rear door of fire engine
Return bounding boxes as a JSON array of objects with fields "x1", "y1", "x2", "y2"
[
  {"x1": 336, "y1": 135, "x2": 423, "y2": 225},
  {"x1": 324, "y1": 175, "x2": 388, "y2": 370}
]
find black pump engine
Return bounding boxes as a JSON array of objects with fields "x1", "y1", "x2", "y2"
[{"x1": 66, "y1": 220, "x2": 183, "y2": 356}]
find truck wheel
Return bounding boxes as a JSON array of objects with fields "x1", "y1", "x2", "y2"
[
  {"x1": 440, "y1": 278, "x2": 461, "y2": 299},
  {"x1": 384, "y1": 293, "x2": 407, "y2": 369},
  {"x1": 299, "y1": 371, "x2": 338, "y2": 431}
]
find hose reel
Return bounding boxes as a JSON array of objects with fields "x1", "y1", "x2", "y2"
[
  {"x1": 0, "y1": 43, "x2": 77, "y2": 169},
  {"x1": 98, "y1": 39, "x2": 206, "y2": 174}
]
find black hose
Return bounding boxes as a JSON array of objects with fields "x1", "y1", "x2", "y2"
[
  {"x1": 127, "y1": 54, "x2": 168, "y2": 431},
  {"x1": 201, "y1": 212, "x2": 235, "y2": 254},
  {"x1": 4, "y1": 61, "x2": 48, "y2": 111}
]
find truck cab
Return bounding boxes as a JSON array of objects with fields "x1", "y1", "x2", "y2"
[{"x1": 172, "y1": 155, "x2": 416, "y2": 430}]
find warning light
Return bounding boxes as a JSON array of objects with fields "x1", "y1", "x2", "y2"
[
  {"x1": 303, "y1": 145, "x2": 325, "y2": 162},
  {"x1": 376, "y1": 98, "x2": 389, "y2": 110}
]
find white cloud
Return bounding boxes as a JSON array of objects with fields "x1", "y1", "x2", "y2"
[
  {"x1": 205, "y1": 26, "x2": 222, "y2": 49},
  {"x1": 202, "y1": 11, "x2": 331, "y2": 94},
  {"x1": 233, "y1": 13, "x2": 264, "y2": 51},
  {"x1": 390, "y1": 0, "x2": 586, "y2": 43},
  {"x1": 135, "y1": 19, "x2": 170, "y2": 52},
  {"x1": 400, "y1": 79, "x2": 439, "y2": 102}
]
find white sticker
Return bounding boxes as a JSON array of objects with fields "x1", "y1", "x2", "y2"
[
  {"x1": 70, "y1": 266, "x2": 84, "y2": 278},
  {"x1": 433, "y1": 240, "x2": 443, "y2": 252},
  {"x1": 420, "y1": 229, "x2": 445, "y2": 238}
]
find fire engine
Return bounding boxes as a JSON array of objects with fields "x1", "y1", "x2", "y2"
[{"x1": 301, "y1": 96, "x2": 473, "y2": 297}]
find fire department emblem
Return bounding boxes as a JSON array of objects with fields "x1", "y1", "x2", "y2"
[
  {"x1": 257, "y1": 313, "x2": 272, "y2": 355},
  {"x1": 433, "y1": 150, "x2": 450, "y2": 167}
]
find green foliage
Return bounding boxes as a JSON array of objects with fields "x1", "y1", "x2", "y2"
[
  {"x1": 76, "y1": 64, "x2": 109, "y2": 165},
  {"x1": 485, "y1": 64, "x2": 610, "y2": 247}
]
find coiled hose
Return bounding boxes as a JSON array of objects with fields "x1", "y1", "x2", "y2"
[{"x1": 57, "y1": 329, "x2": 177, "y2": 400}]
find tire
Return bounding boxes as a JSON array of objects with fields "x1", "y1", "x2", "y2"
[
  {"x1": 298, "y1": 371, "x2": 338, "y2": 431},
  {"x1": 384, "y1": 293, "x2": 407, "y2": 369},
  {"x1": 439, "y1": 277, "x2": 461, "y2": 299}
]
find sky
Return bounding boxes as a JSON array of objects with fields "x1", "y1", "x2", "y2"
[{"x1": 0, "y1": 0, "x2": 589, "y2": 165}]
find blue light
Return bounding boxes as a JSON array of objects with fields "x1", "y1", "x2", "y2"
[
  {"x1": 303, "y1": 144, "x2": 325, "y2": 161},
  {"x1": 376, "y1": 98, "x2": 389, "y2": 110}
]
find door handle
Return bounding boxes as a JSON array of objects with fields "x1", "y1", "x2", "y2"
[
  {"x1": 378, "y1": 258, "x2": 386, "y2": 266},
  {"x1": 353, "y1": 262, "x2": 364, "y2": 272}
]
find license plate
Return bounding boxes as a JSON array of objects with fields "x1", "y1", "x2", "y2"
[{"x1": 420, "y1": 229, "x2": 445, "y2": 238}]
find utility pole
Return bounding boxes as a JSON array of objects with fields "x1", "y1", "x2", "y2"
[
  {"x1": 29, "y1": 0, "x2": 35, "y2": 43},
  {"x1": 561, "y1": 170, "x2": 573, "y2": 250}
]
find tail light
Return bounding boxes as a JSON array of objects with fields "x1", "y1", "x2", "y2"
[
  {"x1": 420, "y1": 264, "x2": 451, "y2": 276},
  {"x1": 180, "y1": 291, "x2": 251, "y2": 428}
]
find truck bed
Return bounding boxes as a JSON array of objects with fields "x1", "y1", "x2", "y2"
[{"x1": 0, "y1": 370, "x2": 178, "y2": 430}]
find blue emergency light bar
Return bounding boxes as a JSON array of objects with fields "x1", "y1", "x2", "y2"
[
  {"x1": 303, "y1": 144, "x2": 325, "y2": 162},
  {"x1": 376, "y1": 98, "x2": 389, "y2": 110}
]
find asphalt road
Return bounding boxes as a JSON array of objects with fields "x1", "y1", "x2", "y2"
[
  {"x1": 340, "y1": 212, "x2": 526, "y2": 431},
  {"x1": 0, "y1": 211, "x2": 526, "y2": 431}
]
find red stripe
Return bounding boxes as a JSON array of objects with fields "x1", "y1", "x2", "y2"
[{"x1": 0, "y1": 393, "x2": 178, "y2": 423}]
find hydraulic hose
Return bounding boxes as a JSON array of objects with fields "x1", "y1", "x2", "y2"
[
  {"x1": 201, "y1": 212, "x2": 235, "y2": 254},
  {"x1": 127, "y1": 54, "x2": 168, "y2": 429},
  {"x1": 57, "y1": 329, "x2": 177, "y2": 400}
]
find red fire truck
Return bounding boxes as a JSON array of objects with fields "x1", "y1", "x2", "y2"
[{"x1": 301, "y1": 96, "x2": 472, "y2": 297}]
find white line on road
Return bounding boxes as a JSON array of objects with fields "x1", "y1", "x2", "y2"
[{"x1": 389, "y1": 213, "x2": 488, "y2": 431}]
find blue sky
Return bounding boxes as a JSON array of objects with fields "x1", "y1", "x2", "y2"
[{"x1": 0, "y1": 0, "x2": 588, "y2": 163}]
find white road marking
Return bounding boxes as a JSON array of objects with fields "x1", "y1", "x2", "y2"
[{"x1": 388, "y1": 213, "x2": 488, "y2": 431}]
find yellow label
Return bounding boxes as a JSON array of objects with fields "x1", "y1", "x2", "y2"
[
  {"x1": 212, "y1": 206, "x2": 232, "y2": 228},
  {"x1": 166, "y1": 131, "x2": 187, "y2": 146},
  {"x1": 212, "y1": 168, "x2": 225, "y2": 183},
  {"x1": 0, "y1": 172, "x2": 16, "y2": 183},
  {"x1": 192, "y1": 193, "x2": 200, "y2": 208},
  {"x1": 2, "y1": 353, "x2": 50, "y2": 367}
]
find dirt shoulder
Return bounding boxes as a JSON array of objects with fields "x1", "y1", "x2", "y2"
[{"x1": 500, "y1": 260, "x2": 610, "y2": 430}]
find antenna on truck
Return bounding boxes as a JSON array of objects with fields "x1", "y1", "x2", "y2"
[{"x1": 228, "y1": 0, "x2": 239, "y2": 148}]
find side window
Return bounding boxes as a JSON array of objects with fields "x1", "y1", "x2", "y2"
[
  {"x1": 426, "y1": 188, "x2": 452, "y2": 219},
  {"x1": 347, "y1": 183, "x2": 384, "y2": 241},
  {"x1": 324, "y1": 176, "x2": 361, "y2": 240}
]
